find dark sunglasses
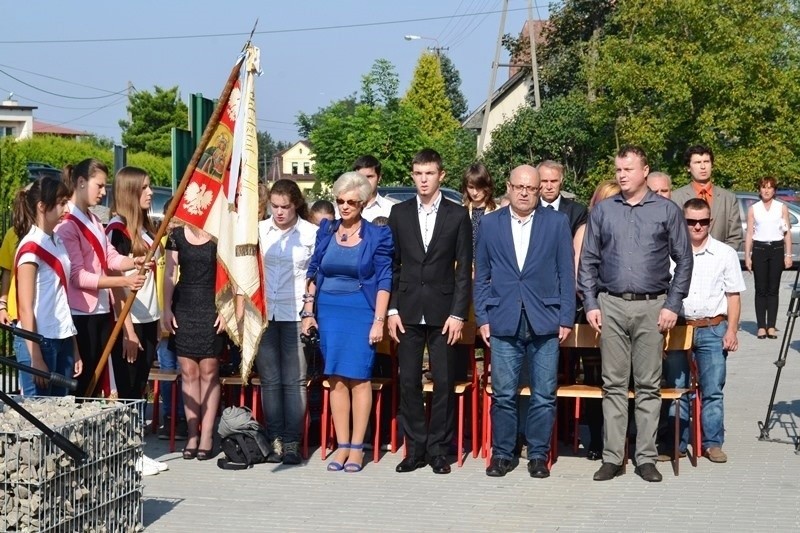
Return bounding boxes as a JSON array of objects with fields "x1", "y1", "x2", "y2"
[
  {"x1": 686, "y1": 218, "x2": 711, "y2": 227},
  {"x1": 335, "y1": 198, "x2": 361, "y2": 206}
]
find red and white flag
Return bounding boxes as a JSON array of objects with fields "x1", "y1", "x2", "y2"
[{"x1": 173, "y1": 45, "x2": 267, "y2": 381}]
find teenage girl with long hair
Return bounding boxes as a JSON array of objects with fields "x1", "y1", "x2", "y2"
[
  {"x1": 55, "y1": 158, "x2": 148, "y2": 397},
  {"x1": 14, "y1": 176, "x2": 82, "y2": 396},
  {"x1": 106, "y1": 167, "x2": 162, "y2": 399}
]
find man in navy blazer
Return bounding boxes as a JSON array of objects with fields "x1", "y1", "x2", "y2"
[{"x1": 474, "y1": 164, "x2": 575, "y2": 479}]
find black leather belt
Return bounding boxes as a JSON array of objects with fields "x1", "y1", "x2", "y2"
[{"x1": 607, "y1": 290, "x2": 666, "y2": 301}]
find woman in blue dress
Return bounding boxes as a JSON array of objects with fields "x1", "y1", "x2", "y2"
[{"x1": 301, "y1": 172, "x2": 393, "y2": 472}]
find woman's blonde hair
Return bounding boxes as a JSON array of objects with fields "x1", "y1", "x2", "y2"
[
  {"x1": 110, "y1": 166, "x2": 157, "y2": 256},
  {"x1": 589, "y1": 180, "x2": 621, "y2": 209}
]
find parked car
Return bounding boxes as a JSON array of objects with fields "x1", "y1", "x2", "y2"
[
  {"x1": 91, "y1": 184, "x2": 173, "y2": 226},
  {"x1": 26, "y1": 162, "x2": 62, "y2": 181},
  {"x1": 735, "y1": 192, "x2": 800, "y2": 264},
  {"x1": 378, "y1": 186, "x2": 462, "y2": 204}
]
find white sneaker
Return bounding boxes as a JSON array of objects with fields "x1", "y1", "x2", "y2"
[
  {"x1": 143, "y1": 454, "x2": 169, "y2": 472},
  {"x1": 136, "y1": 456, "x2": 160, "y2": 477}
]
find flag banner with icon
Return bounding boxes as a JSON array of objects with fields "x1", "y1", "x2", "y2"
[{"x1": 173, "y1": 45, "x2": 267, "y2": 381}]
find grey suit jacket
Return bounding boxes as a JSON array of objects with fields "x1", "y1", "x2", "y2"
[{"x1": 672, "y1": 183, "x2": 743, "y2": 250}]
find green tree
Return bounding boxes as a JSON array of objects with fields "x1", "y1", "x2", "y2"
[
  {"x1": 484, "y1": 91, "x2": 598, "y2": 198},
  {"x1": 119, "y1": 86, "x2": 188, "y2": 157},
  {"x1": 438, "y1": 54, "x2": 469, "y2": 122},
  {"x1": 404, "y1": 52, "x2": 460, "y2": 140},
  {"x1": 0, "y1": 138, "x2": 28, "y2": 210},
  {"x1": 590, "y1": 0, "x2": 800, "y2": 190},
  {"x1": 360, "y1": 58, "x2": 400, "y2": 108}
]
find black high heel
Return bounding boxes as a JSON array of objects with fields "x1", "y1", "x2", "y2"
[
  {"x1": 182, "y1": 448, "x2": 198, "y2": 460},
  {"x1": 196, "y1": 449, "x2": 214, "y2": 461}
]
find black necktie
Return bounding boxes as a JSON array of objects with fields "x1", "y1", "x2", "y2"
[{"x1": 547, "y1": 205, "x2": 554, "y2": 210}]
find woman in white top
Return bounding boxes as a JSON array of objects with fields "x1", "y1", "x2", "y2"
[
  {"x1": 256, "y1": 179, "x2": 316, "y2": 465},
  {"x1": 106, "y1": 167, "x2": 162, "y2": 400},
  {"x1": 744, "y1": 177, "x2": 793, "y2": 339},
  {"x1": 15, "y1": 176, "x2": 82, "y2": 396}
]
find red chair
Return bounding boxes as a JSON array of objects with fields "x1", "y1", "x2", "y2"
[
  {"x1": 319, "y1": 337, "x2": 398, "y2": 464},
  {"x1": 423, "y1": 321, "x2": 481, "y2": 466}
]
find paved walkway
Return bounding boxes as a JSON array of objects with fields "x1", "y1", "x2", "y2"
[{"x1": 142, "y1": 272, "x2": 800, "y2": 532}]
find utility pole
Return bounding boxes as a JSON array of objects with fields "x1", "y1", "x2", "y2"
[
  {"x1": 527, "y1": 0, "x2": 541, "y2": 109},
  {"x1": 477, "y1": 0, "x2": 508, "y2": 154}
]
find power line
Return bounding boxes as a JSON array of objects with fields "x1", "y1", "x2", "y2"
[
  {"x1": 448, "y1": 0, "x2": 497, "y2": 49},
  {"x1": 0, "y1": 63, "x2": 121, "y2": 94},
  {"x1": 440, "y1": 0, "x2": 487, "y2": 46},
  {"x1": 0, "y1": 69, "x2": 128, "y2": 100},
  {"x1": 0, "y1": 7, "x2": 540, "y2": 45},
  {"x1": 47, "y1": 95, "x2": 128, "y2": 126},
  {"x1": 256, "y1": 118, "x2": 296, "y2": 125},
  {"x1": 437, "y1": 0, "x2": 470, "y2": 45},
  {"x1": 0, "y1": 86, "x2": 119, "y2": 110}
]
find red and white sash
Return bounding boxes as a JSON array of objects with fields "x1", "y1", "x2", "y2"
[{"x1": 64, "y1": 207, "x2": 108, "y2": 271}]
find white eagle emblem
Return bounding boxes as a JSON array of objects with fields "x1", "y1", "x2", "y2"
[
  {"x1": 183, "y1": 182, "x2": 214, "y2": 215},
  {"x1": 227, "y1": 86, "x2": 241, "y2": 122}
]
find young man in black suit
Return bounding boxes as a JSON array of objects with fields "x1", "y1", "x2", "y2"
[
  {"x1": 387, "y1": 149, "x2": 472, "y2": 475},
  {"x1": 537, "y1": 160, "x2": 588, "y2": 237}
]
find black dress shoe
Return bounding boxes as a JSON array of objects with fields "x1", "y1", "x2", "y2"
[
  {"x1": 527, "y1": 459, "x2": 550, "y2": 478},
  {"x1": 430, "y1": 455, "x2": 451, "y2": 474},
  {"x1": 634, "y1": 462, "x2": 663, "y2": 482},
  {"x1": 593, "y1": 462, "x2": 623, "y2": 481},
  {"x1": 395, "y1": 456, "x2": 426, "y2": 473},
  {"x1": 486, "y1": 457, "x2": 512, "y2": 477},
  {"x1": 586, "y1": 449, "x2": 602, "y2": 461}
]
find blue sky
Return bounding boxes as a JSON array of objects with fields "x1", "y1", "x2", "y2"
[{"x1": 1, "y1": 1, "x2": 548, "y2": 142}]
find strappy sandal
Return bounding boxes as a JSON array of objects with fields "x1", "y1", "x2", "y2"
[
  {"x1": 327, "y1": 443, "x2": 350, "y2": 471},
  {"x1": 343, "y1": 443, "x2": 364, "y2": 473}
]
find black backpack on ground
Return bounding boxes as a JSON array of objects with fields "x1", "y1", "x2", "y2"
[{"x1": 217, "y1": 406, "x2": 270, "y2": 470}]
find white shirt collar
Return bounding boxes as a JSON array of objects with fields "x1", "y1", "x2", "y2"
[
  {"x1": 266, "y1": 216, "x2": 300, "y2": 234},
  {"x1": 541, "y1": 195, "x2": 562, "y2": 210},
  {"x1": 417, "y1": 191, "x2": 443, "y2": 214}
]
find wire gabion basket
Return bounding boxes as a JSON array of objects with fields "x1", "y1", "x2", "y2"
[{"x1": 0, "y1": 396, "x2": 144, "y2": 532}]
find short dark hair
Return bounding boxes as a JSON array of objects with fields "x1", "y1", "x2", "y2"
[
  {"x1": 683, "y1": 198, "x2": 710, "y2": 212},
  {"x1": 683, "y1": 145, "x2": 715, "y2": 167},
  {"x1": 411, "y1": 148, "x2": 443, "y2": 171},
  {"x1": 616, "y1": 145, "x2": 648, "y2": 167},
  {"x1": 353, "y1": 155, "x2": 382, "y2": 176},
  {"x1": 310, "y1": 199, "x2": 335, "y2": 216}
]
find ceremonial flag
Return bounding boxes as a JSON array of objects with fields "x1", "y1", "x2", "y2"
[{"x1": 173, "y1": 45, "x2": 267, "y2": 381}]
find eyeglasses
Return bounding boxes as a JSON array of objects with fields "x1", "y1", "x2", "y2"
[
  {"x1": 335, "y1": 198, "x2": 361, "y2": 207},
  {"x1": 508, "y1": 183, "x2": 539, "y2": 194},
  {"x1": 686, "y1": 218, "x2": 711, "y2": 227}
]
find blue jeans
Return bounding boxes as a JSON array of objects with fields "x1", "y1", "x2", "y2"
[
  {"x1": 662, "y1": 320, "x2": 728, "y2": 450},
  {"x1": 157, "y1": 339, "x2": 185, "y2": 420},
  {"x1": 15, "y1": 335, "x2": 75, "y2": 397},
  {"x1": 255, "y1": 321, "x2": 307, "y2": 443},
  {"x1": 490, "y1": 314, "x2": 559, "y2": 461}
]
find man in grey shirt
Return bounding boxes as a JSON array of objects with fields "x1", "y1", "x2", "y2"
[{"x1": 578, "y1": 145, "x2": 693, "y2": 483}]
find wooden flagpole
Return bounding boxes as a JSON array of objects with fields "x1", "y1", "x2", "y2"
[{"x1": 85, "y1": 46, "x2": 249, "y2": 397}]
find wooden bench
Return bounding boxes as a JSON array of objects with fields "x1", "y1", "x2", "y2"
[{"x1": 556, "y1": 324, "x2": 698, "y2": 475}]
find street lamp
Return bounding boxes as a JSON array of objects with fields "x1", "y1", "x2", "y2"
[{"x1": 403, "y1": 34, "x2": 445, "y2": 55}]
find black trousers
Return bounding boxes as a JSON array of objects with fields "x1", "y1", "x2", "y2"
[
  {"x1": 111, "y1": 320, "x2": 158, "y2": 400},
  {"x1": 752, "y1": 241, "x2": 784, "y2": 329},
  {"x1": 397, "y1": 324, "x2": 456, "y2": 458},
  {"x1": 72, "y1": 313, "x2": 114, "y2": 397}
]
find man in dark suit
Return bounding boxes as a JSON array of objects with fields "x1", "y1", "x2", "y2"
[
  {"x1": 387, "y1": 148, "x2": 472, "y2": 475},
  {"x1": 538, "y1": 160, "x2": 588, "y2": 237},
  {"x1": 475, "y1": 164, "x2": 575, "y2": 479}
]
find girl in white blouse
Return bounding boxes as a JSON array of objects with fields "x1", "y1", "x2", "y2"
[{"x1": 14, "y1": 176, "x2": 82, "y2": 396}]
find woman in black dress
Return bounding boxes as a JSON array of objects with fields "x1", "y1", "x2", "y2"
[{"x1": 162, "y1": 225, "x2": 226, "y2": 460}]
